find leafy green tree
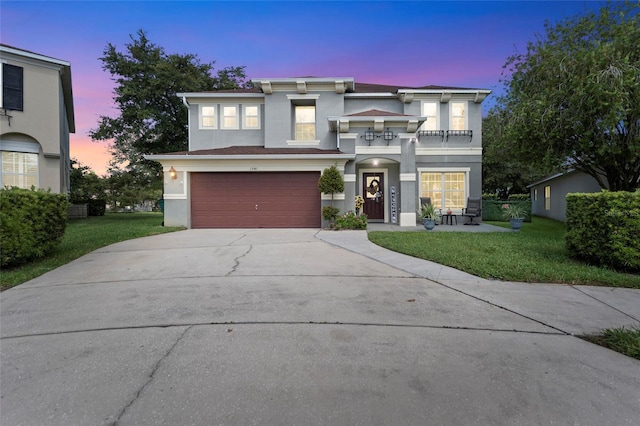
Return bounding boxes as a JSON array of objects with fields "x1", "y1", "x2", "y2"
[
  {"x1": 104, "y1": 169, "x2": 162, "y2": 211},
  {"x1": 69, "y1": 158, "x2": 106, "y2": 203},
  {"x1": 500, "y1": 1, "x2": 640, "y2": 191},
  {"x1": 90, "y1": 29, "x2": 249, "y2": 177},
  {"x1": 318, "y1": 164, "x2": 344, "y2": 206},
  {"x1": 482, "y1": 109, "x2": 550, "y2": 199}
]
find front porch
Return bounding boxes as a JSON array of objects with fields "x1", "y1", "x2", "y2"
[{"x1": 366, "y1": 221, "x2": 509, "y2": 233}]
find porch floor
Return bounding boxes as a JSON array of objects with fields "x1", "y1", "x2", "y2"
[{"x1": 367, "y1": 220, "x2": 510, "y2": 233}]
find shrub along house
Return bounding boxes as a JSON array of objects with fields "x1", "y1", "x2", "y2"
[
  {"x1": 147, "y1": 77, "x2": 490, "y2": 228},
  {"x1": 0, "y1": 44, "x2": 74, "y2": 193}
]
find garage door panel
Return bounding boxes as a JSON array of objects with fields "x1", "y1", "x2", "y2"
[{"x1": 191, "y1": 172, "x2": 321, "y2": 228}]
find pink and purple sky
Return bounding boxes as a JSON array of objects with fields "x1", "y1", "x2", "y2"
[{"x1": 1, "y1": 1, "x2": 604, "y2": 176}]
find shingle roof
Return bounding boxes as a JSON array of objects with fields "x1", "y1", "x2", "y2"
[
  {"x1": 346, "y1": 109, "x2": 411, "y2": 117},
  {"x1": 351, "y1": 82, "x2": 479, "y2": 93},
  {"x1": 162, "y1": 146, "x2": 344, "y2": 156}
]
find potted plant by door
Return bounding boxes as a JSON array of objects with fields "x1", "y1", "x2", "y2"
[
  {"x1": 419, "y1": 203, "x2": 439, "y2": 231},
  {"x1": 502, "y1": 203, "x2": 529, "y2": 231}
]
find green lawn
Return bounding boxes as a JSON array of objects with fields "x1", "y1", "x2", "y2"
[
  {"x1": 368, "y1": 217, "x2": 640, "y2": 288},
  {"x1": 1, "y1": 212, "x2": 184, "y2": 291},
  {"x1": 582, "y1": 326, "x2": 640, "y2": 360}
]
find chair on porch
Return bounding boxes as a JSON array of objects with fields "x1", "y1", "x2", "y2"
[{"x1": 462, "y1": 197, "x2": 482, "y2": 225}]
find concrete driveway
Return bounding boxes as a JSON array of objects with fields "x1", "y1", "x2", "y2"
[{"x1": 1, "y1": 229, "x2": 639, "y2": 425}]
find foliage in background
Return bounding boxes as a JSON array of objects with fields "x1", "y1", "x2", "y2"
[
  {"x1": 1, "y1": 213, "x2": 184, "y2": 291},
  {"x1": 566, "y1": 191, "x2": 640, "y2": 272},
  {"x1": 482, "y1": 200, "x2": 532, "y2": 222},
  {"x1": 0, "y1": 188, "x2": 69, "y2": 268},
  {"x1": 105, "y1": 169, "x2": 162, "y2": 211},
  {"x1": 90, "y1": 29, "x2": 249, "y2": 181},
  {"x1": 482, "y1": 110, "x2": 550, "y2": 198},
  {"x1": 368, "y1": 217, "x2": 639, "y2": 288},
  {"x1": 69, "y1": 158, "x2": 106, "y2": 203},
  {"x1": 498, "y1": 1, "x2": 640, "y2": 192}
]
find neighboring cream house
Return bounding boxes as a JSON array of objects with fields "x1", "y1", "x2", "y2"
[
  {"x1": 528, "y1": 170, "x2": 605, "y2": 222},
  {"x1": 0, "y1": 44, "x2": 74, "y2": 193},
  {"x1": 147, "y1": 77, "x2": 490, "y2": 228}
]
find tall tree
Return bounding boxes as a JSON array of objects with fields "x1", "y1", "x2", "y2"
[
  {"x1": 500, "y1": 1, "x2": 640, "y2": 191},
  {"x1": 69, "y1": 158, "x2": 106, "y2": 202},
  {"x1": 90, "y1": 29, "x2": 249, "y2": 176},
  {"x1": 482, "y1": 109, "x2": 551, "y2": 199}
]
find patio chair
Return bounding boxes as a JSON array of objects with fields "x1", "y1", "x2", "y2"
[{"x1": 462, "y1": 197, "x2": 482, "y2": 225}]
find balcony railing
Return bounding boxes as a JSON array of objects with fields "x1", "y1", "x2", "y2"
[{"x1": 446, "y1": 130, "x2": 473, "y2": 142}]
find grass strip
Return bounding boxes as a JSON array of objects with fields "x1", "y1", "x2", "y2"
[
  {"x1": 582, "y1": 326, "x2": 640, "y2": 360},
  {"x1": 1, "y1": 212, "x2": 184, "y2": 290},
  {"x1": 368, "y1": 217, "x2": 639, "y2": 288}
]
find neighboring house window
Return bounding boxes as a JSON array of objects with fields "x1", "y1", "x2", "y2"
[
  {"x1": 450, "y1": 102, "x2": 466, "y2": 130},
  {"x1": 420, "y1": 171, "x2": 466, "y2": 210},
  {"x1": 2, "y1": 64, "x2": 24, "y2": 111},
  {"x1": 200, "y1": 105, "x2": 217, "y2": 129},
  {"x1": 1, "y1": 151, "x2": 38, "y2": 188},
  {"x1": 534, "y1": 189, "x2": 538, "y2": 201},
  {"x1": 420, "y1": 102, "x2": 438, "y2": 131},
  {"x1": 295, "y1": 105, "x2": 316, "y2": 140},
  {"x1": 544, "y1": 186, "x2": 551, "y2": 210},
  {"x1": 243, "y1": 105, "x2": 260, "y2": 129},
  {"x1": 221, "y1": 105, "x2": 238, "y2": 129}
]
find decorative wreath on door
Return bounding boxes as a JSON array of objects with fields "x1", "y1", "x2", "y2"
[
  {"x1": 368, "y1": 178, "x2": 383, "y2": 202},
  {"x1": 367, "y1": 179, "x2": 380, "y2": 195}
]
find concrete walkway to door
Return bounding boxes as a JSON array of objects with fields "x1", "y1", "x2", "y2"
[{"x1": 1, "y1": 229, "x2": 639, "y2": 425}]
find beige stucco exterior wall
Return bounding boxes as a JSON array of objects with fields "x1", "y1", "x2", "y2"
[{"x1": 0, "y1": 48, "x2": 73, "y2": 193}]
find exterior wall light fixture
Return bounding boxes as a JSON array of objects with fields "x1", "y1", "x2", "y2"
[{"x1": 169, "y1": 166, "x2": 177, "y2": 180}]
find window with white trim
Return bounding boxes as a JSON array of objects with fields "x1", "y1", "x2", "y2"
[
  {"x1": 295, "y1": 105, "x2": 315, "y2": 140},
  {"x1": 450, "y1": 102, "x2": 466, "y2": 130},
  {"x1": 420, "y1": 171, "x2": 466, "y2": 210},
  {"x1": 200, "y1": 105, "x2": 217, "y2": 129},
  {"x1": 222, "y1": 105, "x2": 238, "y2": 129},
  {"x1": 420, "y1": 102, "x2": 438, "y2": 131},
  {"x1": 1, "y1": 151, "x2": 38, "y2": 188},
  {"x1": 243, "y1": 105, "x2": 260, "y2": 129}
]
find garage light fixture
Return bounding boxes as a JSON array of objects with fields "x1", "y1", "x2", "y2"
[{"x1": 169, "y1": 166, "x2": 177, "y2": 180}]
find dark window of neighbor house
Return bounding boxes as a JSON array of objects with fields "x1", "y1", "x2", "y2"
[{"x1": 2, "y1": 64, "x2": 24, "y2": 111}]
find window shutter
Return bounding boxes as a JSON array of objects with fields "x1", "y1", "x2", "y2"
[{"x1": 2, "y1": 64, "x2": 24, "y2": 111}]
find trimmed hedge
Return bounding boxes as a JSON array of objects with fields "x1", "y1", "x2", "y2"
[
  {"x1": 482, "y1": 200, "x2": 532, "y2": 222},
  {"x1": 566, "y1": 191, "x2": 640, "y2": 272},
  {"x1": 0, "y1": 187, "x2": 69, "y2": 268}
]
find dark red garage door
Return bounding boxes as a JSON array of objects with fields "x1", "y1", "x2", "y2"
[{"x1": 191, "y1": 172, "x2": 321, "y2": 228}]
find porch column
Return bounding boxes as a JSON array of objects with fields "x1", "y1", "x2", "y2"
[
  {"x1": 343, "y1": 160, "x2": 356, "y2": 213},
  {"x1": 399, "y1": 135, "x2": 417, "y2": 226}
]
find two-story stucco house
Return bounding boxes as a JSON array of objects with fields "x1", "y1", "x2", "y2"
[
  {"x1": 0, "y1": 44, "x2": 74, "y2": 193},
  {"x1": 147, "y1": 77, "x2": 490, "y2": 228}
]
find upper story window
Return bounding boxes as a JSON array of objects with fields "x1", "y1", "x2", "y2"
[
  {"x1": 295, "y1": 105, "x2": 316, "y2": 141},
  {"x1": 221, "y1": 105, "x2": 238, "y2": 129},
  {"x1": 2, "y1": 64, "x2": 24, "y2": 111},
  {"x1": 450, "y1": 102, "x2": 466, "y2": 130},
  {"x1": 1, "y1": 151, "x2": 38, "y2": 188},
  {"x1": 421, "y1": 102, "x2": 439, "y2": 131},
  {"x1": 200, "y1": 105, "x2": 217, "y2": 129},
  {"x1": 243, "y1": 105, "x2": 260, "y2": 129}
]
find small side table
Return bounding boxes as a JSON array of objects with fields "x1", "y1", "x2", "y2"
[{"x1": 441, "y1": 213, "x2": 457, "y2": 225}]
